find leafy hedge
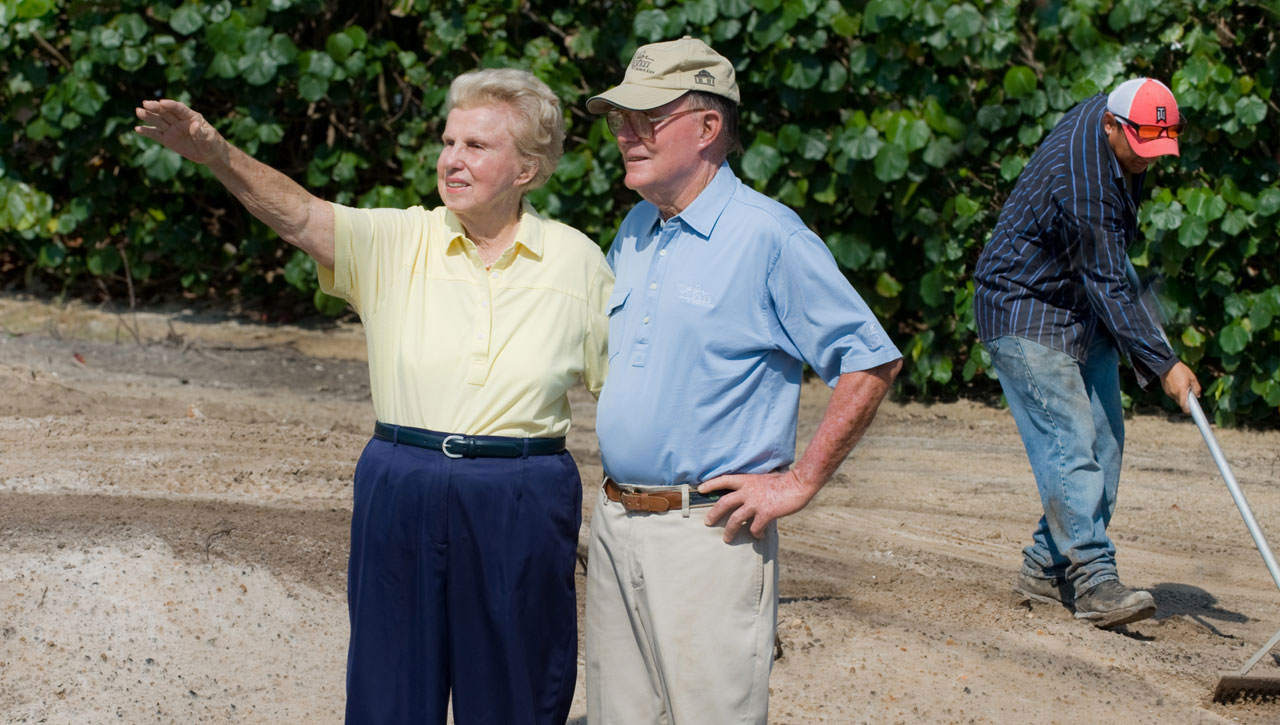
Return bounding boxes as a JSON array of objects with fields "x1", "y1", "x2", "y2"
[{"x1": 2, "y1": 0, "x2": 1278, "y2": 424}]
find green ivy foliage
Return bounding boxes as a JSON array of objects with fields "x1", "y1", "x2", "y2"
[{"x1": 2, "y1": 0, "x2": 1279, "y2": 423}]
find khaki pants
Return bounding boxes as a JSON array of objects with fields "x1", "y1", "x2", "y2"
[{"x1": 585, "y1": 484, "x2": 778, "y2": 725}]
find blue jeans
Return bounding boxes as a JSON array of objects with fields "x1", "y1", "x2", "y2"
[{"x1": 985, "y1": 335, "x2": 1125, "y2": 594}]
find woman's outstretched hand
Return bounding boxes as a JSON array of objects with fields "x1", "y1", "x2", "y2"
[{"x1": 134, "y1": 99, "x2": 227, "y2": 166}]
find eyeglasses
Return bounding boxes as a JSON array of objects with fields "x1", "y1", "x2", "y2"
[
  {"x1": 605, "y1": 108, "x2": 703, "y2": 140},
  {"x1": 1113, "y1": 113, "x2": 1186, "y2": 141}
]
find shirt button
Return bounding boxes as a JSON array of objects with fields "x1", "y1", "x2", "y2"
[
  {"x1": 659, "y1": 249, "x2": 667, "y2": 256},
  {"x1": 642, "y1": 316, "x2": 650, "y2": 324},
  {"x1": 491, "y1": 271, "x2": 500, "y2": 278},
  {"x1": 476, "y1": 333, "x2": 484, "y2": 340},
  {"x1": 480, "y1": 301, "x2": 489, "y2": 308},
  {"x1": 649, "y1": 283, "x2": 657, "y2": 290}
]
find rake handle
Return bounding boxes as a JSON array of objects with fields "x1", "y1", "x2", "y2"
[{"x1": 1189, "y1": 392, "x2": 1280, "y2": 596}]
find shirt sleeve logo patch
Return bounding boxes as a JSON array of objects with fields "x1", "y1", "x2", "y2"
[{"x1": 677, "y1": 283, "x2": 714, "y2": 308}]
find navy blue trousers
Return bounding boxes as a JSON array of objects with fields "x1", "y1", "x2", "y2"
[{"x1": 344, "y1": 435, "x2": 582, "y2": 725}]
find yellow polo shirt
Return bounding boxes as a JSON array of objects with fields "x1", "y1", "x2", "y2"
[{"x1": 318, "y1": 201, "x2": 612, "y2": 438}]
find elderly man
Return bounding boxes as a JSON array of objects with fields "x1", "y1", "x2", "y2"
[
  {"x1": 973, "y1": 77, "x2": 1200, "y2": 629},
  {"x1": 583, "y1": 37, "x2": 903, "y2": 724}
]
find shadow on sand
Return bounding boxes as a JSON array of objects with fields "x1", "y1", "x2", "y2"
[{"x1": 1149, "y1": 581, "x2": 1250, "y2": 639}]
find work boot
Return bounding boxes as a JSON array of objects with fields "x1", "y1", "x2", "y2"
[
  {"x1": 1073, "y1": 580, "x2": 1156, "y2": 629},
  {"x1": 1012, "y1": 573, "x2": 1073, "y2": 607}
]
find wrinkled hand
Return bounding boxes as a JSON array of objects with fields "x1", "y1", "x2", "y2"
[
  {"x1": 699, "y1": 471, "x2": 817, "y2": 543},
  {"x1": 134, "y1": 99, "x2": 226, "y2": 166},
  {"x1": 1160, "y1": 361, "x2": 1201, "y2": 414}
]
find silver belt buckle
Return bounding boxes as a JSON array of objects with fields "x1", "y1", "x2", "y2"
[{"x1": 440, "y1": 434, "x2": 465, "y2": 459}]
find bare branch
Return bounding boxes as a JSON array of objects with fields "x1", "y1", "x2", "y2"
[{"x1": 32, "y1": 30, "x2": 71, "y2": 69}]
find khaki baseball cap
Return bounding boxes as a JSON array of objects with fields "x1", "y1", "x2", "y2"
[{"x1": 587, "y1": 36, "x2": 739, "y2": 114}]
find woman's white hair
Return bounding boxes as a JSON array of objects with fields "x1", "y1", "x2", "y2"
[{"x1": 446, "y1": 68, "x2": 565, "y2": 189}]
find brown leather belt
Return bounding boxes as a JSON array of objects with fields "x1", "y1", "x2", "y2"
[{"x1": 603, "y1": 477, "x2": 721, "y2": 513}]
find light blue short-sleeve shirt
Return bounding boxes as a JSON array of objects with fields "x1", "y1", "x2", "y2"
[{"x1": 597, "y1": 163, "x2": 902, "y2": 486}]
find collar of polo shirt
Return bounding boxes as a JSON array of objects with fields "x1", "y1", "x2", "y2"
[
  {"x1": 443, "y1": 200, "x2": 545, "y2": 259},
  {"x1": 668, "y1": 162, "x2": 735, "y2": 238}
]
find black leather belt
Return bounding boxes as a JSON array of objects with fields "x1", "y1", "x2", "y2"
[{"x1": 373, "y1": 422, "x2": 566, "y2": 459}]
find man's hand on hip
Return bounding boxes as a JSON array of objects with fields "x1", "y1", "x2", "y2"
[
  {"x1": 699, "y1": 471, "x2": 818, "y2": 543},
  {"x1": 696, "y1": 362, "x2": 900, "y2": 544},
  {"x1": 1161, "y1": 361, "x2": 1201, "y2": 414}
]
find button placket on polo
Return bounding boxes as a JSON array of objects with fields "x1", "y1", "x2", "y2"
[
  {"x1": 631, "y1": 220, "x2": 678, "y2": 367},
  {"x1": 464, "y1": 247, "x2": 509, "y2": 387}
]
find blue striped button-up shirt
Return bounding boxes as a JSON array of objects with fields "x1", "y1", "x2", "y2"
[{"x1": 973, "y1": 93, "x2": 1176, "y2": 384}]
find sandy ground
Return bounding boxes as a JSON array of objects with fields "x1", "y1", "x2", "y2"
[{"x1": 4, "y1": 295, "x2": 1280, "y2": 724}]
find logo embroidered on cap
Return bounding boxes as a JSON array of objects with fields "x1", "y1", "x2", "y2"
[
  {"x1": 1156, "y1": 106, "x2": 1166, "y2": 123},
  {"x1": 631, "y1": 51, "x2": 654, "y2": 73},
  {"x1": 694, "y1": 69, "x2": 716, "y2": 87}
]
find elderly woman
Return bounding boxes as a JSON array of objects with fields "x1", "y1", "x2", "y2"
[{"x1": 135, "y1": 69, "x2": 610, "y2": 725}]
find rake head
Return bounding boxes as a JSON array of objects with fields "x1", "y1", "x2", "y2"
[{"x1": 1213, "y1": 674, "x2": 1280, "y2": 703}]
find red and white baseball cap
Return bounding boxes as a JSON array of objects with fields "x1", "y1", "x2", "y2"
[{"x1": 1107, "y1": 78, "x2": 1181, "y2": 158}]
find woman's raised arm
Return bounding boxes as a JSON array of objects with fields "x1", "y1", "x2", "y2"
[{"x1": 134, "y1": 99, "x2": 335, "y2": 269}]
